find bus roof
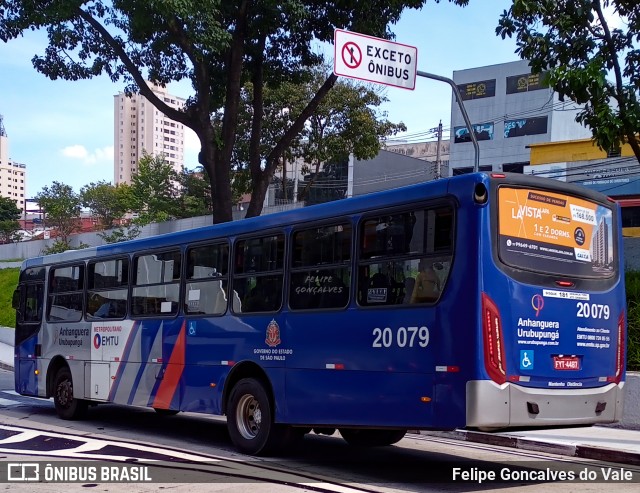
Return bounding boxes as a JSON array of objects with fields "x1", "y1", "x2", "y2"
[{"x1": 20, "y1": 172, "x2": 613, "y2": 269}]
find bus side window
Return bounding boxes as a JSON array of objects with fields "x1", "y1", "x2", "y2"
[
  {"x1": 185, "y1": 242, "x2": 230, "y2": 316},
  {"x1": 132, "y1": 251, "x2": 181, "y2": 317},
  {"x1": 47, "y1": 264, "x2": 84, "y2": 322},
  {"x1": 87, "y1": 258, "x2": 129, "y2": 320},
  {"x1": 289, "y1": 223, "x2": 352, "y2": 311},
  {"x1": 358, "y1": 206, "x2": 454, "y2": 307},
  {"x1": 233, "y1": 234, "x2": 285, "y2": 314},
  {"x1": 24, "y1": 283, "x2": 44, "y2": 322}
]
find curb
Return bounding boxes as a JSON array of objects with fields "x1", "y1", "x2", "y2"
[
  {"x1": 0, "y1": 361, "x2": 12, "y2": 372},
  {"x1": 421, "y1": 430, "x2": 640, "y2": 466}
]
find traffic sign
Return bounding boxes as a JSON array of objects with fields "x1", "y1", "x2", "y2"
[{"x1": 333, "y1": 29, "x2": 418, "y2": 90}]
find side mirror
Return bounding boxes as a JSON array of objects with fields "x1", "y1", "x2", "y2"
[{"x1": 11, "y1": 288, "x2": 20, "y2": 311}]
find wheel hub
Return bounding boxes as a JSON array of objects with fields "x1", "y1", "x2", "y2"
[{"x1": 236, "y1": 394, "x2": 261, "y2": 440}]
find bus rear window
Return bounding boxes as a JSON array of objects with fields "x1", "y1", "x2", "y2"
[{"x1": 497, "y1": 187, "x2": 616, "y2": 278}]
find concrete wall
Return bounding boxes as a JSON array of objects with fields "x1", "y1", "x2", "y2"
[
  {"x1": 624, "y1": 236, "x2": 640, "y2": 271},
  {"x1": 0, "y1": 203, "x2": 304, "y2": 262},
  {"x1": 351, "y1": 149, "x2": 436, "y2": 196},
  {"x1": 620, "y1": 373, "x2": 640, "y2": 430}
]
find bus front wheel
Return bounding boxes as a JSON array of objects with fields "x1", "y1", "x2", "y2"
[
  {"x1": 339, "y1": 428, "x2": 406, "y2": 447},
  {"x1": 226, "y1": 378, "x2": 290, "y2": 455},
  {"x1": 53, "y1": 368, "x2": 88, "y2": 420}
]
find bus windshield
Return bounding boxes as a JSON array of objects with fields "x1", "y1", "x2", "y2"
[{"x1": 497, "y1": 186, "x2": 616, "y2": 278}]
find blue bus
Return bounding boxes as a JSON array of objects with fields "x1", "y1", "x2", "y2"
[{"x1": 13, "y1": 172, "x2": 626, "y2": 455}]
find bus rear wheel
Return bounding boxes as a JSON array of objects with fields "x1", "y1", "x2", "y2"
[
  {"x1": 339, "y1": 429, "x2": 406, "y2": 447},
  {"x1": 226, "y1": 378, "x2": 291, "y2": 455},
  {"x1": 53, "y1": 367, "x2": 88, "y2": 420}
]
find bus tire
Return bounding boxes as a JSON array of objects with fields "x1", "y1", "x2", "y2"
[
  {"x1": 53, "y1": 367, "x2": 88, "y2": 420},
  {"x1": 339, "y1": 428, "x2": 406, "y2": 447},
  {"x1": 227, "y1": 378, "x2": 289, "y2": 456}
]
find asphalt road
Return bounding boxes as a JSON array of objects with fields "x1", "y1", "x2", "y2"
[{"x1": 0, "y1": 369, "x2": 639, "y2": 492}]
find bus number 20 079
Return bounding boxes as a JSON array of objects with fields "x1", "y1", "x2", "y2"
[{"x1": 372, "y1": 326, "x2": 430, "y2": 348}]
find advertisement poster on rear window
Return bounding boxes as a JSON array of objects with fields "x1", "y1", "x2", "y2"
[{"x1": 498, "y1": 187, "x2": 614, "y2": 277}]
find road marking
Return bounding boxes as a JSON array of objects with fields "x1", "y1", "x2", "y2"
[
  {"x1": 0, "y1": 398, "x2": 18, "y2": 406},
  {"x1": 0, "y1": 424, "x2": 220, "y2": 462}
]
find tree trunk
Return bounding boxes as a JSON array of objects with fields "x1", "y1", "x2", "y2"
[{"x1": 245, "y1": 73, "x2": 338, "y2": 218}]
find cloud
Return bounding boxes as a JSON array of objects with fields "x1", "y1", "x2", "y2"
[{"x1": 61, "y1": 145, "x2": 113, "y2": 165}]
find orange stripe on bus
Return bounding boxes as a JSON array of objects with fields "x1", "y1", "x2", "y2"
[{"x1": 152, "y1": 322, "x2": 186, "y2": 409}]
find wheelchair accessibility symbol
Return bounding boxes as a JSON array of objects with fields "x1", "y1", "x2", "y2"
[{"x1": 520, "y1": 350, "x2": 534, "y2": 370}]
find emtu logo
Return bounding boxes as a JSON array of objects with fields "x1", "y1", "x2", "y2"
[
  {"x1": 93, "y1": 334, "x2": 101, "y2": 349},
  {"x1": 531, "y1": 294, "x2": 544, "y2": 317}
]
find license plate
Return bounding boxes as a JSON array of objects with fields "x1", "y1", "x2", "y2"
[{"x1": 553, "y1": 356, "x2": 580, "y2": 370}]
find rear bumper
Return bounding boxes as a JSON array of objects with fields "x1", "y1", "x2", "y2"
[{"x1": 466, "y1": 380, "x2": 624, "y2": 428}]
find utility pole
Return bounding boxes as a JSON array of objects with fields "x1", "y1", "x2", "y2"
[{"x1": 435, "y1": 120, "x2": 443, "y2": 179}]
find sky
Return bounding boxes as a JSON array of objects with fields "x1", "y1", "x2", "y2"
[{"x1": 0, "y1": 1, "x2": 522, "y2": 198}]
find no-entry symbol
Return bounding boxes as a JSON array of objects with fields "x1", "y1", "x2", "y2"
[
  {"x1": 333, "y1": 29, "x2": 418, "y2": 90},
  {"x1": 342, "y1": 42, "x2": 362, "y2": 69}
]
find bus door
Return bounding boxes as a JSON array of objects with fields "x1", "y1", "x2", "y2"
[{"x1": 13, "y1": 267, "x2": 46, "y2": 396}]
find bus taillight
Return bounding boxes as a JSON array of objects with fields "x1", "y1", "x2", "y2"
[
  {"x1": 482, "y1": 293, "x2": 507, "y2": 384},
  {"x1": 610, "y1": 311, "x2": 626, "y2": 384}
]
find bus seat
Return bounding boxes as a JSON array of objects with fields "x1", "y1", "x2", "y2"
[{"x1": 403, "y1": 277, "x2": 415, "y2": 304}]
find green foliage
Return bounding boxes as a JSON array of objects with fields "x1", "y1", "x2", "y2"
[
  {"x1": 174, "y1": 167, "x2": 213, "y2": 219},
  {"x1": 35, "y1": 181, "x2": 82, "y2": 244},
  {"x1": 0, "y1": 0, "x2": 459, "y2": 222},
  {"x1": 0, "y1": 197, "x2": 22, "y2": 244},
  {"x1": 295, "y1": 68, "x2": 407, "y2": 200},
  {"x1": 496, "y1": 0, "x2": 640, "y2": 161},
  {"x1": 626, "y1": 271, "x2": 640, "y2": 372},
  {"x1": 0, "y1": 220, "x2": 21, "y2": 244},
  {"x1": 0, "y1": 196, "x2": 20, "y2": 222},
  {"x1": 97, "y1": 224, "x2": 141, "y2": 244},
  {"x1": 81, "y1": 181, "x2": 132, "y2": 229},
  {"x1": 129, "y1": 153, "x2": 179, "y2": 224},
  {"x1": 41, "y1": 240, "x2": 90, "y2": 256},
  {"x1": 0, "y1": 268, "x2": 19, "y2": 328}
]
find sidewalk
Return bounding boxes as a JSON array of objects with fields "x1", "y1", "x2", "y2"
[
  {"x1": 421, "y1": 426, "x2": 640, "y2": 466},
  {"x1": 0, "y1": 326, "x2": 639, "y2": 466}
]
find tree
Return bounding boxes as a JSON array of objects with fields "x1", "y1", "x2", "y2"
[
  {"x1": 496, "y1": 0, "x2": 640, "y2": 162},
  {"x1": 129, "y1": 153, "x2": 179, "y2": 224},
  {"x1": 0, "y1": 196, "x2": 20, "y2": 222},
  {"x1": 35, "y1": 181, "x2": 82, "y2": 245},
  {"x1": 294, "y1": 68, "x2": 407, "y2": 201},
  {"x1": 0, "y1": 196, "x2": 21, "y2": 244},
  {"x1": 174, "y1": 166, "x2": 213, "y2": 219},
  {"x1": 0, "y1": 1, "x2": 462, "y2": 222},
  {"x1": 80, "y1": 181, "x2": 132, "y2": 230}
]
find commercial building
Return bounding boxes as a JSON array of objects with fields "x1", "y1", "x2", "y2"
[
  {"x1": 449, "y1": 59, "x2": 592, "y2": 175},
  {"x1": 114, "y1": 84, "x2": 186, "y2": 185},
  {"x1": 385, "y1": 139, "x2": 450, "y2": 179},
  {"x1": 0, "y1": 115, "x2": 27, "y2": 212}
]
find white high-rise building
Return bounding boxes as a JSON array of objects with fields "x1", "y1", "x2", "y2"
[
  {"x1": 0, "y1": 115, "x2": 27, "y2": 212},
  {"x1": 114, "y1": 84, "x2": 186, "y2": 185}
]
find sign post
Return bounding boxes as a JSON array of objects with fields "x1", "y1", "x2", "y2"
[{"x1": 333, "y1": 29, "x2": 479, "y2": 172}]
